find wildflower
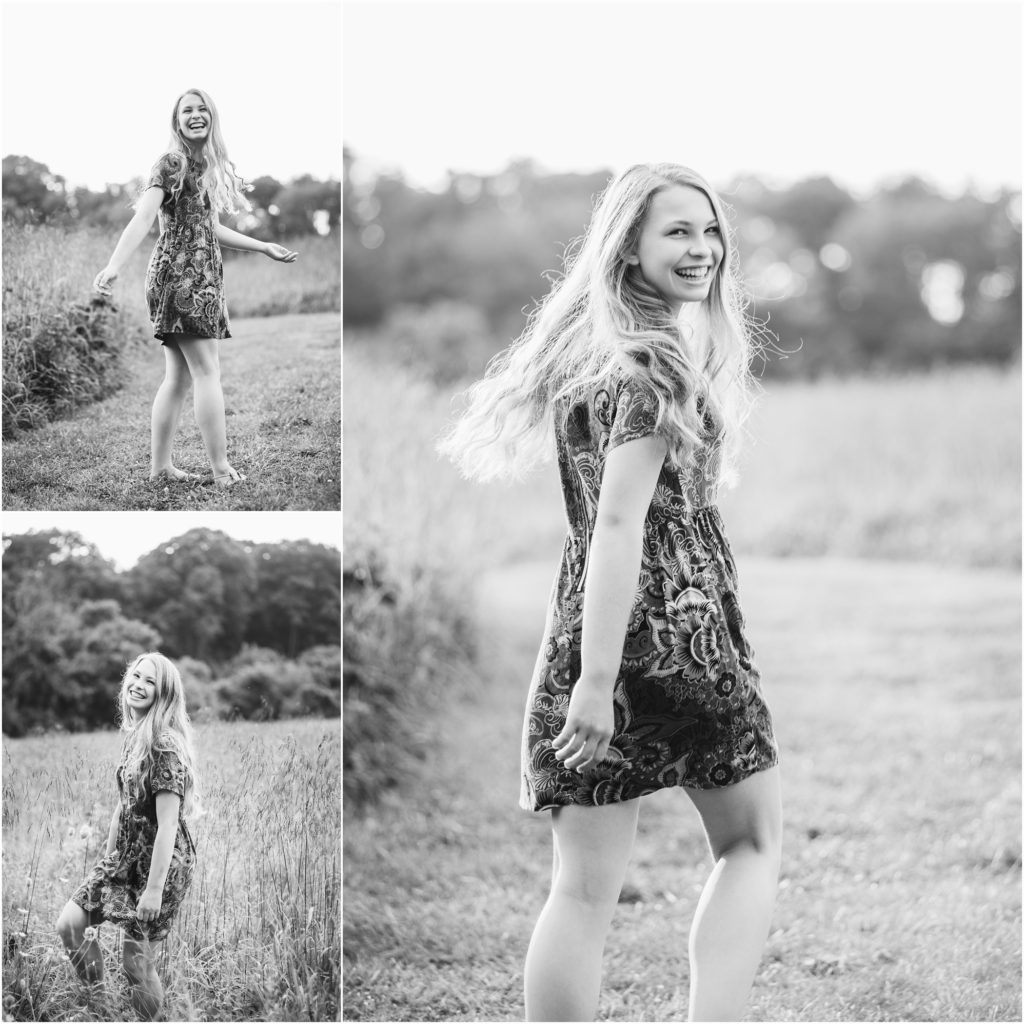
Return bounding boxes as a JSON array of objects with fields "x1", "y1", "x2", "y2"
[
  {"x1": 16, "y1": 908, "x2": 28, "y2": 915},
  {"x1": 83, "y1": 927, "x2": 98, "y2": 941}
]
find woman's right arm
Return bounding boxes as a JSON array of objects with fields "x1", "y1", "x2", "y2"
[
  {"x1": 552, "y1": 433, "x2": 667, "y2": 771},
  {"x1": 93, "y1": 185, "x2": 165, "y2": 294},
  {"x1": 104, "y1": 803, "x2": 122, "y2": 857}
]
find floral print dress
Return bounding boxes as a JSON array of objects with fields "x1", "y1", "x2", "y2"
[
  {"x1": 72, "y1": 745, "x2": 197, "y2": 941},
  {"x1": 144, "y1": 153, "x2": 231, "y2": 343},
  {"x1": 520, "y1": 371, "x2": 779, "y2": 811}
]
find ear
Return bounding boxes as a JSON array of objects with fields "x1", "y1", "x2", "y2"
[{"x1": 625, "y1": 253, "x2": 640, "y2": 266}]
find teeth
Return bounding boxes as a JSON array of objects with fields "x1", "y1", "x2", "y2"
[{"x1": 676, "y1": 267, "x2": 709, "y2": 279}]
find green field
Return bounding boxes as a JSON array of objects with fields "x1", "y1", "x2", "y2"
[{"x1": 3, "y1": 718, "x2": 340, "y2": 1022}]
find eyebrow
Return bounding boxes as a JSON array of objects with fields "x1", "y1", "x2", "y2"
[{"x1": 666, "y1": 218, "x2": 719, "y2": 226}]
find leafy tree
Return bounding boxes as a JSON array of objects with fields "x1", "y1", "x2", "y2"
[
  {"x1": 245, "y1": 541, "x2": 341, "y2": 656},
  {"x1": 126, "y1": 529, "x2": 256, "y2": 662}
]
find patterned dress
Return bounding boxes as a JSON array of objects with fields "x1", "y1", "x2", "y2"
[
  {"x1": 72, "y1": 744, "x2": 197, "y2": 941},
  {"x1": 520, "y1": 371, "x2": 779, "y2": 811},
  {"x1": 144, "y1": 153, "x2": 231, "y2": 342}
]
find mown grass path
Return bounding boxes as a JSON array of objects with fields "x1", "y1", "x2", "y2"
[
  {"x1": 2, "y1": 312, "x2": 340, "y2": 510},
  {"x1": 344, "y1": 556, "x2": 1021, "y2": 1022}
]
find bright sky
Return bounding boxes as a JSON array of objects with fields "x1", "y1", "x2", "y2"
[
  {"x1": 1, "y1": 0, "x2": 342, "y2": 190},
  {"x1": 2, "y1": 512, "x2": 341, "y2": 570},
  {"x1": 344, "y1": 0, "x2": 1022, "y2": 196}
]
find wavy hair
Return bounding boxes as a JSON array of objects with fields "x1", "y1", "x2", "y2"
[
  {"x1": 139, "y1": 87, "x2": 251, "y2": 216},
  {"x1": 439, "y1": 163, "x2": 766, "y2": 485},
  {"x1": 118, "y1": 652, "x2": 202, "y2": 821}
]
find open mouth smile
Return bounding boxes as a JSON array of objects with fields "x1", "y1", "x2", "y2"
[{"x1": 674, "y1": 266, "x2": 713, "y2": 281}]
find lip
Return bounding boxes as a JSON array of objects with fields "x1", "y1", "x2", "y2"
[{"x1": 128, "y1": 689, "x2": 148, "y2": 699}]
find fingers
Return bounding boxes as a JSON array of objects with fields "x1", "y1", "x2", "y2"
[{"x1": 552, "y1": 729, "x2": 609, "y2": 772}]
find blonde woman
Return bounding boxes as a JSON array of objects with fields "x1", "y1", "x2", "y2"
[
  {"x1": 442, "y1": 163, "x2": 781, "y2": 1022},
  {"x1": 56, "y1": 653, "x2": 201, "y2": 1021},
  {"x1": 93, "y1": 88, "x2": 299, "y2": 489}
]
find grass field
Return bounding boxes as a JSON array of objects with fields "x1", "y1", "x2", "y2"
[
  {"x1": 343, "y1": 350, "x2": 1021, "y2": 1020},
  {"x1": 2, "y1": 223, "x2": 340, "y2": 438},
  {"x1": 475, "y1": 365, "x2": 1023, "y2": 571},
  {"x1": 343, "y1": 558, "x2": 1021, "y2": 1022},
  {"x1": 2, "y1": 312, "x2": 340, "y2": 511},
  {"x1": 3, "y1": 717, "x2": 340, "y2": 1022}
]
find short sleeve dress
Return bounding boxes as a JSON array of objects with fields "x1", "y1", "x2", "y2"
[
  {"x1": 144, "y1": 153, "x2": 231, "y2": 343},
  {"x1": 72, "y1": 744, "x2": 197, "y2": 941},
  {"x1": 520, "y1": 370, "x2": 779, "y2": 811}
]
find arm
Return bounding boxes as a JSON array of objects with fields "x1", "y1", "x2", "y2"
[
  {"x1": 93, "y1": 186, "x2": 165, "y2": 294},
  {"x1": 214, "y1": 216, "x2": 298, "y2": 262},
  {"x1": 135, "y1": 791, "x2": 181, "y2": 922},
  {"x1": 552, "y1": 434, "x2": 667, "y2": 771},
  {"x1": 104, "y1": 803, "x2": 122, "y2": 857}
]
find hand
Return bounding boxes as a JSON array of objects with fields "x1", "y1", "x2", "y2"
[
  {"x1": 264, "y1": 243, "x2": 298, "y2": 263},
  {"x1": 93, "y1": 266, "x2": 117, "y2": 295},
  {"x1": 136, "y1": 887, "x2": 162, "y2": 924},
  {"x1": 551, "y1": 678, "x2": 615, "y2": 772}
]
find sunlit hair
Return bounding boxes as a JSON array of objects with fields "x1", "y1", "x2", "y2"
[
  {"x1": 138, "y1": 88, "x2": 252, "y2": 216},
  {"x1": 439, "y1": 163, "x2": 766, "y2": 484},
  {"x1": 118, "y1": 652, "x2": 202, "y2": 820}
]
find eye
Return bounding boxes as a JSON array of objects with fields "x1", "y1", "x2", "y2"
[{"x1": 707, "y1": 225, "x2": 721, "y2": 235}]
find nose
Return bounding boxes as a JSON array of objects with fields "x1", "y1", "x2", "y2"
[{"x1": 689, "y1": 235, "x2": 711, "y2": 256}]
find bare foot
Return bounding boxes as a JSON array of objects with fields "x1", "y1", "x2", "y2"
[
  {"x1": 150, "y1": 466, "x2": 201, "y2": 482},
  {"x1": 213, "y1": 467, "x2": 247, "y2": 490}
]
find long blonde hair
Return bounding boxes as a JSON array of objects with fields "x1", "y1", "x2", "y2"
[
  {"x1": 439, "y1": 163, "x2": 765, "y2": 484},
  {"x1": 118, "y1": 652, "x2": 202, "y2": 820},
  {"x1": 142, "y1": 87, "x2": 251, "y2": 216}
]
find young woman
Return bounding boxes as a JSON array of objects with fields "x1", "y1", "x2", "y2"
[
  {"x1": 93, "y1": 87, "x2": 298, "y2": 489},
  {"x1": 56, "y1": 653, "x2": 200, "y2": 1021},
  {"x1": 441, "y1": 163, "x2": 781, "y2": 1022}
]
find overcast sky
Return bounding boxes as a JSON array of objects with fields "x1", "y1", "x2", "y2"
[
  {"x1": 344, "y1": 0, "x2": 1021, "y2": 197},
  {"x1": 1, "y1": 0, "x2": 342, "y2": 190},
  {"x1": 2, "y1": 513, "x2": 340, "y2": 570}
]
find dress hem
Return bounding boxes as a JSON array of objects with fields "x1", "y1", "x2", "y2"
[{"x1": 520, "y1": 752, "x2": 780, "y2": 814}]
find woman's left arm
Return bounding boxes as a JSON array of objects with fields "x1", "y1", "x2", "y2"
[
  {"x1": 213, "y1": 217, "x2": 298, "y2": 262},
  {"x1": 136, "y1": 792, "x2": 181, "y2": 922}
]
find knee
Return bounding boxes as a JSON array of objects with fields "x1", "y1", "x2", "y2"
[
  {"x1": 552, "y1": 866, "x2": 623, "y2": 911},
  {"x1": 123, "y1": 949, "x2": 147, "y2": 985},
  {"x1": 714, "y1": 823, "x2": 782, "y2": 865},
  {"x1": 56, "y1": 905, "x2": 79, "y2": 945}
]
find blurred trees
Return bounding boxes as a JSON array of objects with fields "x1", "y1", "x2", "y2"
[
  {"x1": 1, "y1": 154, "x2": 340, "y2": 239},
  {"x1": 344, "y1": 151, "x2": 1021, "y2": 377},
  {"x1": 2, "y1": 528, "x2": 341, "y2": 736}
]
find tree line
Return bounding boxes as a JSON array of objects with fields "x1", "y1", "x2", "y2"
[
  {"x1": 2, "y1": 154, "x2": 341, "y2": 238},
  {"x1": 344, "y1": 151, "x2": 1022, "y2": 380},
  {"x1": 2, "y1": 528, "x2": 341, "y2": 736}
]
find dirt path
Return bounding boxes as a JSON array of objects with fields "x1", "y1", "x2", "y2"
[
  {"x1": 2, "y1": 312, "x2": 340, "y2": 511},
  {"x1": 344, "y1": 554, "x2": 1021, "y2": 1022}
]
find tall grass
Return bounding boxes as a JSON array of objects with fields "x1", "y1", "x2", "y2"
[
  {"x1": 343, "y1": 347, "x2": 510, "y2": 807},
  {"x1": 2, "y1": 719, "x2": 340, "y2": 1022},
  {"x1": 2, "y1": 223, "x2": 339, "y2": 437}
]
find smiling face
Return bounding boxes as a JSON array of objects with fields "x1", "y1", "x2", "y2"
[
  {"x1": 628, "y1": 184, "x2": 725, "y2": 315},
  {"x1": 124, "y1": 657, "x2": 158, "y2": 719},
  {"x1": 176, "y1": 92, "x2": 211, "y2": 145}
]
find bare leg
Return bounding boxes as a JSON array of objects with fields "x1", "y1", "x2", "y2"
[
  {"x1": 150, "y1": 341, "x2": 195, "y2": 480},
  {"x1": 123, "y1": 937, "x2": 164, "y2": 1021},
  {"x1": 684, "y1": 766, "x2": 783, "y2": 1022},
  {"x1": 524, "y1": 798, "x2": 640, "y2": 1022},
  {"x1": 55, "y1": 901, "x2": 104, "y2": 985},
  {"x1": 175, "y1": 335, "x2": 242, "y2": 486}
]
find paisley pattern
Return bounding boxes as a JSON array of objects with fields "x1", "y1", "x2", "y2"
[
  {"x1": 71, "y1": 745, "x2": 197, "y2": 941},
  {"x1": 144, "y1": 154, "x2": 231, "y2": 342},
  {"x1": 520, "y1": 371, "x2": 778, "y2": 811}
]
